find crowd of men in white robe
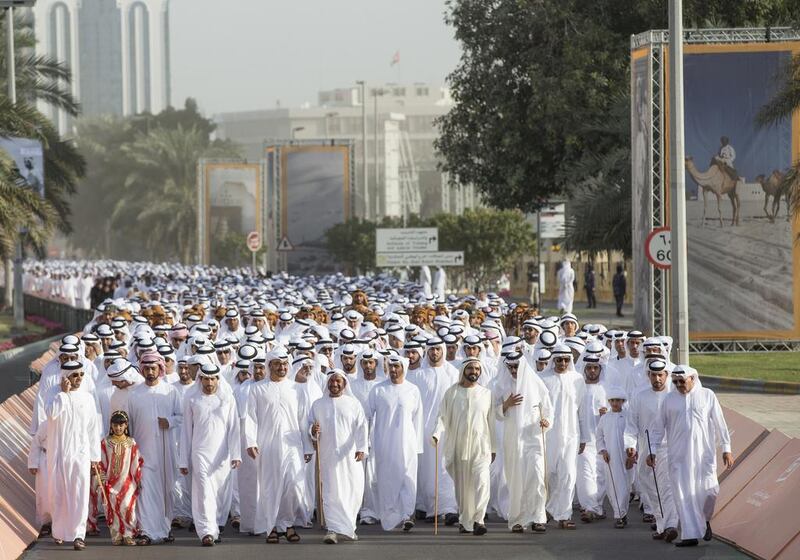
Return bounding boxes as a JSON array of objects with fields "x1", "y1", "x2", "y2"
[{"x1": 28, "y1": 263, "x2": 733, "y2": 549}]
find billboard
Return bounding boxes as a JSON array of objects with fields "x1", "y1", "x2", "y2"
[
  {"x1": 277, "y1": 144, "x2": 351, "y2": 274},
  {"x1": 670, "y1": 45, "x2": 799, "y2": 338},
  {"x1": 201, "y1": 162, "x2": 262, "y2": 265},
  {"x1": 630, "y1": 48, "x2": 654, "y2": 332},
  {"x1": 0, "y1": 137, "x2": 44, "y2": 197}
]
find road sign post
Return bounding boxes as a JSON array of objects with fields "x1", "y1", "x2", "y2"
[
  {"x1": 246, "y1": 231, "x2": 261, "y2": 272},
  {"x1": 375, "y1": 251, "x2": 464, "y2": 268},
  {"x1": 645, "y1": 227, "x2": 672, "y2": 269}
]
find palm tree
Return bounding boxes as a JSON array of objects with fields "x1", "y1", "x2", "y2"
[
  {"x1": 0, "y1": 10, "x2": 85, "y2": 307},
  {"x1": 111, "y1": 125, "x2": 240, "y2": 263}
]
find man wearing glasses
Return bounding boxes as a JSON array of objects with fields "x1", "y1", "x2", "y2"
[{"x1": 647, "y1": 365, "x2": 733, "y2": 548}]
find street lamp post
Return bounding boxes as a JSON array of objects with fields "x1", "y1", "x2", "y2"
[
  {"x1": 668, "y1": 0, "x2": 689, "y2": 364},
  {"x1": 3, "y1": 1, "x2": 37, "y2": 332},
  {"x1": 356, "y1": 81, "x2": 369, "y2": 220},
  {"x1": 373, "y1": 88, "x2": 385, "y2": 219},
  {"x1": 291, "y1": 126, "x2": 305, "y2": 140},
  {"x1": 324, "y1": 111, "x2": 338, "y2": 138}
]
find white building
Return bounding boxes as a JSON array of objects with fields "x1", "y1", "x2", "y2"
[
  {"x1": 33, "y1": 0, "x2": 171, "y2": 132},
  {"x1": 214, "y1": 83, "x2": 480, "y2": 220}
]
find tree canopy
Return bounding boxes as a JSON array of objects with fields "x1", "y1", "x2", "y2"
[{"x1": 435, "y1": 0, "x2": 798, "y2": 253}]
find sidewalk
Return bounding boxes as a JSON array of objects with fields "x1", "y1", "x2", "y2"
[
  {"x1": 717, "y1": 391, "x2": 800, "y2": 437},
  {"x1": 539, "y1": 300, "x2": 634, "y2": 329}
]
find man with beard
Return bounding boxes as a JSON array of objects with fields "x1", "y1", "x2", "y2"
[
  {"x1": 365, "y1": 355, "x2": 424, "y2": 532},
  {"x1": 349, "y1": 349, "x2": 382, "y2": 524},
  {"x1": 45, "y1": 361, "x2": 101, "y2": 550},
  {"x1": 494, "y1": 352, "x2": 552, "y2": 533},
  {"x1": 245, "y1": 349, "x2": 313, "y2": 544},
  {"x1": 171, "y1": 357, "x2": 195, "y2": 529},
  {"x1": 576, "y1": 355, "x2": 609, "y2": 523},
  {"x1": 406, "y1": 338, "x2": 459, "y2": 525},
  {"x1": 539, "y1": 344, "x2": 587, "y2": 529},
  {"x1": 624, "y1": 359, "x2": 678, "y2": 542},
  {"x1": 404, "y1": 340, "x2": 423, "y2": 373},
  {"x1": 127, "y1": 352, "x2": 183, "y2": 545},
  {"x1": 310, "y1": 371, "x2": 368, "y2": 544},
  {"x1": 432, "y1": 358, "x2": 496, "y2": 536},
  {"x1": 179, "y1": 364, "x2": 241, "y2": 546},
  {"x1": 648, "y1": 366, "x2": 733, "y2": 548}
]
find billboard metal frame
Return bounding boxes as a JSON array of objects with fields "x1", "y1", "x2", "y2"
[{"x1": 632, "y1": 27, "x2": 800, "y2": 349}]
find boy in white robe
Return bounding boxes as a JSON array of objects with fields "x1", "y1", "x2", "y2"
[
  {"x1": 596, "y1": 387, "x2": 634, "y2": 528},
  {"x1": 310, "y1": 370, "x2": 369, "y2": 544}
]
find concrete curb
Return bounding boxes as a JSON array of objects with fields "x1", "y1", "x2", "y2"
[
  {"x1": 702, "y1": 374, "x2": 800, "y2": 395},
  {"x1": 0, "y1": 333, "x2": 64, "y2": 366}
]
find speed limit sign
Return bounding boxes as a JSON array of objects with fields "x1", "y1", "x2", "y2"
[{"x1": 645, "y1": 227, "x2": 671, "y2": 269}]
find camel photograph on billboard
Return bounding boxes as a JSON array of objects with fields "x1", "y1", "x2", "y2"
[{"x1": 673, "y1": 44, "x2": 799, "y2": 337}]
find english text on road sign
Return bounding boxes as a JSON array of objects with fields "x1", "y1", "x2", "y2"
[
  {"x1": 376, "y1": 251, "x2": 464, "y2": 267},
  {"x1": 645, "y1": 227, "x2": 671, "y2": 269},
  {"x1": 277, "y1": 236, "x2": 294, "y2": 252},
  {"x1": 246, "y1": 231, "x2": 261, "y2": 252},
  {"x1": 376, "y1": 228, "x2": 438, "y2": 253}
]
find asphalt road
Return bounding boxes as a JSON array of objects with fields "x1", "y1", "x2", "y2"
[{"x1": 22, "y1": 510, "x2": 748, "y2": 560}]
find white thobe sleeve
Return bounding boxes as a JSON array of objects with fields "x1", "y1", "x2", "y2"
[
  {"x1": 87, "y1": 403, "x2": 101, "y2": 463},
  {"x1": 709, "y1": 391, "x2": 732, "y2": 454},
  {"x1": 296, "y1": 391, "x2": 313, "y2": 456},
  {"x1": 28, "y1": 424, "x2": 46, "y2": 469},
  {"x1": 595, "y1": 416, "x2": 607, "y2": 454},
  {"x1": 46, "y1": 391, "x2": 69, "y2": 419},
  {"x1": 432, "y1": 390, "x2": 449, "y2": 444},
  {"x1": 577, "y1": 391, "x2": 590, "y2": 444},
  {"x1": 244, "y1": 391, "x2": 258, "y2": 449},
  {"x1": 623, "y1": 397, "x2": 640, "y2": 451},
  {"x1": 168, "y1": 390, "x2": 183, "y2": 430},
  {"x1": 227, "y1": 399, "x2": 242, "y2": 462},
  {"x1": 649, "y1": 398, "x2": 667, "y2": 456},
  {"x1": 354, "y1": 405, "x2": 369, "y2": 454},
  {"x1": 179, "y1": 400, "x2": 193, "y2": 470},
  {"x1": 412, "y1": 391, "x2": 424, "y2": 454},
  {"x1": 486, "y1": 392, "x2": 497, "y2": 454}
]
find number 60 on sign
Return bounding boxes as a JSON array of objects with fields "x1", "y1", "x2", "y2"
[{"x1": 645, "y1": 227, "x2": 671, "y2": 270}]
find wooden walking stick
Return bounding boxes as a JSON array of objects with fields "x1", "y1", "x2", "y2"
[
  {"x1": 605, "y1": 458, "x2": 623, "y2": 519},
  {"x1": 537, "y1": 403, "x2": 548, "y2": 500},
  {"x1": 93, "y1": 463, "x2": 111, "y2": 514},
  {"x1": 434, "y1": 438, "x2": 440, "y2": 536},
  {"x1": 315, "y1": 429, "x2": 326, "y2": 528},
  {"x1": 645, "y1": 429, "x2": 665, "y2": 519}
]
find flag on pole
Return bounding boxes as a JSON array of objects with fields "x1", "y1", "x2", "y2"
[{"x1": 390, "y1": 51, "x2": 400, "y2": 67}]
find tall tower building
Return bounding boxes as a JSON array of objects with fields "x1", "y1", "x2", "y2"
[{"x1": 33, "y1": 0, "x2": 171, "y2": 131}]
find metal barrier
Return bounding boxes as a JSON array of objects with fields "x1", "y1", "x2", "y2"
[{"x1": 23, "y1": 295, "x2": 94, "y2": 333}]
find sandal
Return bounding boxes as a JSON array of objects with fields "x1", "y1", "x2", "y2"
[
  {"x1": 285, "y1": 527, "x2": 300, "y2": 543},
  {"x1": 532, "y1": 523, "x2": 547, "y2": 533},
  {"x1": 580, "y1": 511, "x2": 593, "y2": 523},
  {"x1": 73, "y1": 538, "x2": 86, "y2": 551},
  {"x1": 123, "y1": 537, "x2": 136, "y2": 546},
  {"x1": 201, "y1": 535, "x2": 214, "y2": 547},
  {"x1": 558, "y1": 520, "x2": 576, "y2": 530},
  {"x1": 511, "y1": 524, "x2": 524, "y2": 533},
  {"x1": 164, "y1": 531, "x2": 175, "y2": 543},
  {"x1": 135, "y1": 535, "x2": 152, "y2": 546},
  {"x1": 266, "y1": 529, "x2": 279, "y2": 544},
  {"x1": 231, "y1": 516, "x2": 240, "y2": 530}
]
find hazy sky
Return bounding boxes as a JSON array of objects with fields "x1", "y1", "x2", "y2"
[{"x1": 170, "y1": 0, "x2": 462, "y2": 116}]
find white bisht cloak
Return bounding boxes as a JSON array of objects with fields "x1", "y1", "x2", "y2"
[
  {"x1": 244, "y1": 378, "x2": 313, "y2": 534},
  {"x1": 365, "y1": 374, "x2": 424, "y2": 530},
  {"x1": 46, "y1": 390, "x2": 101, "y2": 542},
  {"x1": 406, "y1": 359, "x2": 459, "y2": 516},
  {"x1": 179, "y1": 389, "x2": 241, "y2": 540},
  {"x1": 310, "y1": 392, "x2": 369, "y2": 539},
  {"x1": 127, "y1": 381, "x2": 183, "y2": 541},
  {"x1": 649, "y1": 383, "x2": 731, "y2": 541},
  {"x1": 494, "y1": 360, "x2": 553, "y2": 527}
]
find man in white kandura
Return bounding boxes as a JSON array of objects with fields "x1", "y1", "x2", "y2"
[
  {"x1": 310, "y1": 370, "x2": 369, "y2": 544},
  {"x1": 179, "y1": 363, "x2": 242, "y2": 547},
  {"x1": 493, "y1": 352, "x2": 553, "y2": 533},
  {"x1": 365, "y1": 355, "x2": 424, "y2": 532},
  {"x1": 648, "y1": 365, "x2": 733, "y2": 548},
  {"x1": 45, "y1": 361, "x2": 101, "y2": 550},
  {"x1": 432, "y1": 357, "x2": 496, "y2": 536}
]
